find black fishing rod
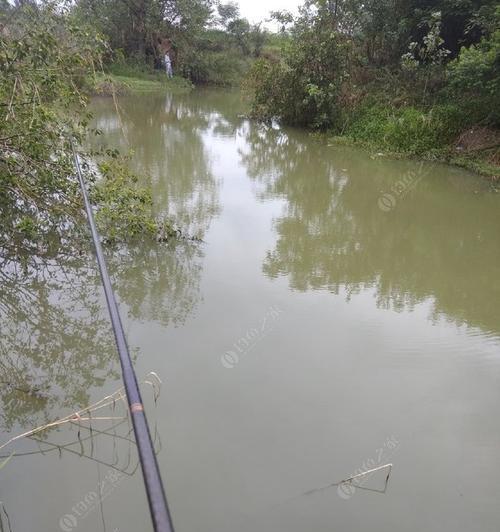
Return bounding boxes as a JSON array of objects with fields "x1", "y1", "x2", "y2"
[{"x1": 72, "y1": 145, "x2": 175, "y2": 532}]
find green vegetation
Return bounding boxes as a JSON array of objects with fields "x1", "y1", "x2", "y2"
[
  {"x1": 92, "y1": 70, "x2": 193, "y2": 94},
  {"x1": 0, "y1": 3, "x2": 172, "y2": 256},
  {"x1": 74, "y1": 0, "x2": 270, "y2": 86},
  {"x1": 92, "y1": 157, "x2": 175, "y2": 243},
  {"x1": 247, "y1": 0, "x2": 500, "y2": 178},
  {"x1": 341, "y1": 104, "x2": 465, "y2": 155}
]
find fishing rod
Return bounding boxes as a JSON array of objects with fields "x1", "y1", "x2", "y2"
[{"x1": 72, "y1": 144, "x2": 175, "y2": 532}]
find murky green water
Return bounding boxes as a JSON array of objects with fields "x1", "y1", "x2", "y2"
[{"x1": 2, "y1": 89, "x2": 500, "y2": 532}]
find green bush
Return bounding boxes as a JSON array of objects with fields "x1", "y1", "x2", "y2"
[
  {"x1": 0, "y1": 5, "x2": 171, "y2": 253},
  {"x1": 92, "y1": 158, "x2": 173, "y2": 243},
  {"x1": 246, "y1": 16, "x2": 348, "y2": 129},
  {"x1": 180, "y1": 49, "x2": 250, "y2": 85},
  {"x1": 345, "y1": 104, "x2": 465, "y2": 155},
  {"x1": 447, "y1": 19, "x2": 500, "y2": 126}
]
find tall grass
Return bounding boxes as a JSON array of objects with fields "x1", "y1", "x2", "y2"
[{"x1": 343, "y1": 103, "x2": 466, "y2": 156}]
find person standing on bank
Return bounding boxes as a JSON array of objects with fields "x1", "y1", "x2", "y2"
[{"x1": 164, "y1": 52, "x2": 173, "y2": 78}]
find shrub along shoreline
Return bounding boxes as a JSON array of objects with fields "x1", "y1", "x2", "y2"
[
  {"x1": 329, "y1": 105, "x2": 500, "y2": 181},
  {"x1": 245, "y1": 2, "x2": 500, "y2": 182}
]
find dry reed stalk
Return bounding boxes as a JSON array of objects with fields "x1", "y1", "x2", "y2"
[{"x1": 0, "y1": 372, "x2": 161, "y2": 454}]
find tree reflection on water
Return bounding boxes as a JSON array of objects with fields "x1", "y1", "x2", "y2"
[
  {"x1": 90, "y1": 91, "x2": 233, "y2": 239},
  {"x1": 240, "y1": 121, "x2": 500, "y2": 337},
  {"x1": 0, "y1": 238, "x2": 203, "y2": 435}
]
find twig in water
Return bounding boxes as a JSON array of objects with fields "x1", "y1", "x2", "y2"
[
  {"x1": 0, "y1": 503, "x2": 12, "y2": 532},
  {"x1": 341, "y1": 463, "x2": 393, "y2": 485},
  {"x1": 0, "y1": 453, "x2": 14, "y2": 471}
]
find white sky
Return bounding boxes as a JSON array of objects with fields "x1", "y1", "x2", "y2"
[{"x1": 236, "y1": 0, "x2": 302, "y2": 25}]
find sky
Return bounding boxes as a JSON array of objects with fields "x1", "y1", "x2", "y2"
[{"x1": 237, "y1": 0, "x2": 302, "y2": 25}]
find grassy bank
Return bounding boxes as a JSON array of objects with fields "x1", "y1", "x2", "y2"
[
  {"x1": 330, "y1": 103, "x2": 500, "y2": 181},
  {"x1": 90, "y1": 63, "x2": 194, "y2": 95}
]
